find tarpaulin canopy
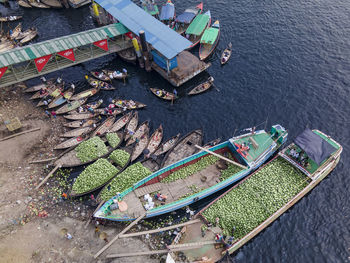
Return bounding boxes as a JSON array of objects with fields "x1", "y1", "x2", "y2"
[
  {"x1": 294, "y1": 128, "x2": 336, "y2": 165},
  {"x1": 200, "y1": 27, "x2": 219, "y2": 44},
  {"x1": 176, "y1": 8, "x2": 198, "y2": 24},
  {"x1": 186, "y1": 10, "x2": 210, "y2": 36},
  {"x1": 159, "y1": 2, "x2": 175, "y2": 20}
]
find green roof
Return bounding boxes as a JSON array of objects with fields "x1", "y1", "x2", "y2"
[
  {"x1": 185, "y1": 13, "x2": 210, "y2": 36},
  {"x1": 0, "y1": 23, "x2": 129, "y2": 68},
  {"x1": 200, "y1": 27, "x2": 219, "y2": 44}
]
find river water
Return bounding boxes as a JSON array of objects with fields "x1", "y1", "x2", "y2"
[{"x1": 1, "y1": 0, "x2": 349, "y2": 262}]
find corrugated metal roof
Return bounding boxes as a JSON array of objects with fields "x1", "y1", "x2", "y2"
[
  {"x1": 95, "y1": 0, "x2": 192, "y2": 59},
  {"x1": 0, "y1": 23, "x2": 129, "y2": 68}
]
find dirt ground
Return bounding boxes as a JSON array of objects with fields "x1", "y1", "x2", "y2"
[{"x1": 0, "y1": 85, "x2": 161, "y2": 263}]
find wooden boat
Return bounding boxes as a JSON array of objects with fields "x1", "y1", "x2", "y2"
[
  {"x1": 70, "y1": 87, "x2": 99, "y2": 101},
  {"x1": 204, "y1": 137, "x2": 221, "y2": 148},
  {"x1": 161, "y1": 129, "x2": 203, "y2": 168},
  {"x1": 47, "y1": 89, "x2": 74, "y2": 109},
  {"x1": 60, "y1": 126, "x2": 93, "y2": 138},
  {"x1": 150, "y1": 88, "x2": 176, "y2": 101},
  {"x1": 117, "y1": 48, "x2": 137, "y2": 64},
  {"x1": 63, "y1": 119, "x2": 97, "y2": 128},
  {"x1": 0, "y1": 16, "x2": 22, "y2": 22},
  {"x1": 41, "y1": 0, "x2": 62, "y2": 8},
  {"x1": 96, "y1": 107, "x2": 123, "y2": 116},
  {"x1": 153, "y1": 133, "x2": 181, "y2": 156},
  {"x1": 0, "y1": 41, "x2": 15, "y2": 52},
  {"x1": 70, "y1": 143, "x2": 133, "y2": 198},
  {"x1": 185, "y1": 10, "x2": 211, "y2": 49},
  {"x1": 109, "y1": 112, "x2": 132, "y2": 133},
  {"x1": 67, "y1": 99, "x2": 103, "y2": 114},
  {"x1": 10, "y1": 23, "x2": 22, "y2": 39},
  {"x1": 54, "y1": 134, "x2": 89, "y2": 150},
  {"x1": 30, "y1": 84, "x2": 61, "y2": 100},
  {"x1": 27, "y1": 0, "x2": 50, "y2": 8},
  {"x1": 126, "y1": 120, "x2": 150, "y2": 146},
  {"x1": 54, "y1": 132, "x2": 123, "y2": 168},
  {"x1": 124, "y1": 111, "x2": 138, "y2": 141},
  {"x1": 94, "y1": 125, "x2": 288, "y2": 222},
  {"x1": 20, "y1": 28, "x2": 38, "y2": 44},
  {"x1": 17, "y1": 0, "x2": 32, "y2": 8},
  {"x1": 56, "y1": 98, "x2": 87, "y2": 114},
  {"x1": 130, "y1": 130, "x2": 149, "y2": 162},
  {"x1": 90, "y1": 116, "x2": 115, "y2": 137},
  {"x1": 15, "y1": 27, "x2": 36, "y2": 40},
  {"x1": 159, "y1": 0, "x2": 175, "y2": 26},
  {"x1": 24, "y1": 79, "x2": 54, "y2": 92},
  {"x1": 221, "y1": 42, "x2": 232, "y2": 65},
  {"x1": 61, "y1": 0, "x2": 69, "y2": 8},
  {"x1": 102, "y1": 69, "x2": 128, "y2": 80},
  {"x1": 36, "y1": 84, "x2": 65, "y2": 107},
  {"x1": 175, "y1": 3, "x2": 203, "y2": 35},
  {"x1": 63, "y1": 113, "x2": 98, "y2": 120},
  {"x1": 144, "y1": 124, "x2": 163, "y2": 159},
  {"x1": 85, "y1": 76, "x2": 115, "y2": 90},
  {"x1": 112, "y1": 99, "x2": 146, "y2": 110},
  {"x1": 199, "y1": 20, "x2": 220, "y2": 60},
  {"x1": 188, "y1": 76, "x2": 214, "y2": 95},
  {"x1": 90, "y1": 71, "x2": 111, "y2": 82},
  {"x1": 172, "y1": 129, "x2": 342, "y2": 262}
]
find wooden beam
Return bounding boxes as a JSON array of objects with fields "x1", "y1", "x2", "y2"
[
  {"x1": 119, "y1": 219, "x2": 201, "y2": 238},
  {"x1": 29, "y1": 157, "x2": 57, "y2": 164},
  {"x1": 35, "y1": 165, "x2": 61, "y2": 190},
  {"x1": 94, "y1": 212, "x2": 146, "y2": 259},
  {"x1": 194, "y1": 145, "x2": 247, "y2": 169},
  {"x1": 0, "y1": 127, "x2": 40, "y2": 142}
]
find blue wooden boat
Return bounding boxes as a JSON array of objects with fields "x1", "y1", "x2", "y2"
[{"x1": 94, "y1": 124, "x2": 288, "y2": 221}]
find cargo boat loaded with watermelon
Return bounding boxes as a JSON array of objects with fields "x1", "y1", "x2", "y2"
[
  {"x1": 94, "y1": 124, "x2": 288, "y2": 221},
  {"x1": 169, "y1": 129, "x2": 342, "y2": 262}
]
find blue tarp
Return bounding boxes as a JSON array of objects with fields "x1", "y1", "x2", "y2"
[
  {"x1": 176, "y1": 11, "x2": 196, "y2": 24},
  {"x1": 95, "y1": 0, "x2": 191, "y2": 59},
  {"x1": 159, "y1": 3, "x2": 175, "y2": 21}
]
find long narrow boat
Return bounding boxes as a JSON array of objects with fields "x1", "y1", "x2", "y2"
[
  {"x1": 172, "y1": 129, "x2": 342, "y2": 262},
  {"x1": 70, "y1": 87, "x2": 99, "y2": 101},
  {"x1": 20, "y1": 28, "x2": 38, "y2": 44},
  {"x1": 67, "y1": 99, "x2": 103, "y2": 114},
  {"x1": 24, "y1": 79, "x2": 54, "y2": 92},
  {"x1": 109, "y1": 112, "x2": 132, "y2": 133},
  {"x1": 10, "y1": 23, "x2": 22, "y2": 39},
  {"x1": 175, "y1": 3, "x2": 203, "y2": 35},
  {"x1": 54, "y1": 134, "x2": 89, "y2": 150},
  {"x1": 41, "y1": 0, "x2": 62, "y2": 8},
  {"x1": 153, "y1": 133, "x2": 181, "y2": 156},
  {"x1": 159, "y1": 0, "x2": 175, "y2": 26},
  {"x1": 60, "y1": 126, "x2": 93, "y2": 138},
  {"x1": 15, "y1": 27, "x2": 37, "y2": 40},
  {"x1": 130, "y1": 130, "x2": 149, "y2": 162},
  {"x1": 117, "y1": 48, "x2": 137, "y2": 64},
  {"x1": 124, "y1": 111, "x2": 138, "y2": 141},
  {"x1": 102, "y1": 69, "x2": 128, "y2": 80},
  {"x1": 56, "y1": 98, "x2": 87, "y2": 115},
  {"x1": 185, "y1": 10, "x2": 211, "y2": 49},
  {"x1": 199, "y1": 20, "x2": 220, "y2": 60},
  {"x1": 126, "y1": 120, "x2": 149, "y2": 146},
  {"x1": 63, "y1": 112, "x2": 99, "y2": 120},
  {"x1": 94, "y1": 125, "x2": 288, "y2": 221},
  {"x1": 27, "y1": 0, "x2": 50, "y2": 8},
  {"x1": 30, "y1": 83, "x2": 58, "y2": 100},
  {"x1": 150, "y1": 88, "x2": 176, "y2": 101},
  {"x1": 221, "y1": 42, "x2": 232, "y2": 65},
  {"x1": 90, "y1": 71, "x2": 111, "y2": 82},
  {"x1": 90, "y1": 116, "x2": 115, "y2": 137},
  {"x1": 85, "y1": 76, "x2": 115, "y2": 90},
  {"x1": 96, "y1": 107, "x2": 123, "y2": 116},
  {"x1": 36, "y1": 84, "x2": 66, "y2": 107},
  {"x1": 188, "y1": 76, "x2": 214, "y2": 95},
  {"x1": 161, "y1": 129, "x2": 203, "y2": 168},
  {"x1": 0, "y1": 16, "x2": 22, "y2": 22},
  {"x1": 63, "y1": 119, "x2": 97, "y2": 129},
  {"x1": 144, "y1": 124, "x2": 163, "y2": 159},
  {"x1": 17, "y1": 0, "x2": 32, "y2": 8},
  {"x1": 47, "y1": 89, "x2": 74, "y2": 109},
  {"x1": 112, "y1": 99, "x2": 146, "y2": 110}
]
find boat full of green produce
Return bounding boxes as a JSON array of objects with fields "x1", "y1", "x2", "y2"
[
  {"x1": 94, "y1": 124, "x2": 288, "y2": 222},
  {"x1": 172, "y1": 129, "x2": 342, "y2": 262}
]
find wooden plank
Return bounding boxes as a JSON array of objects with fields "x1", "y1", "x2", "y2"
[
  {"x1": 29, "y1": 157, "x2": 57, "y2": 164},
  {"x1": 194, "y1": 145, "x2": 247, "y2": 169},
  {"x1": 0, "y1": 127, "x2": 40, "y2": 142},
  {"x1": 35, "y1": 165, "x2": 61, "y2": 189},
  {"x1": 94, "y1": 212, "x2": 146, "y2": 259},
  {"x1": 119, "y1": 219, "x2": 201, "y2": 238}
]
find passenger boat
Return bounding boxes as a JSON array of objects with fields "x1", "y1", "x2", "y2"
[
  {"x1": 70, "y1": 87, "x2": 99, "y2": 101},
  {"x1": 56, "y1": 98, "x2": 87, "y2": 114},
  {"x1": 41, "y1": 0, "x2": 62, "y2": 8},
  {"x1": 17, "y1": 0, "x2": 32, "y2": 8},
  {"x1": 199, "y1": 20, "x2": 220, "y2": 60},
  {"x1": 47, "y1": 89, "x2": 74, "y2": 109},
  {"x1": 159, "y1": 0, "x2": 175, "y2": 26},
  {"x1": 161, "y1": 129, "x2": 203, "y2": 168},
  {"x1": 153, "y1": 133, "x2": 181, "y2": 156},
  {"x1": 24, "y1": 79, "x2": 54, "y2": 93},
  {"x1": 108, "y1": 112, "x2": 132, "y2": 133},
  {"x1": 30, "y1": 83, "x2": 62, "y2": 100},
  {"x1": 85, "y1": 76, "x2": 115, "y2": 90},
  {"x1": 112, "y1": 99, "x2": 146, "y2": 110},
  {"x1": 188, "y1": 76, "x2": 214, "y2": 95},
  {"x1": 117, "y1": 48, "x2": 137, "y2": 64},
  {"x1": 10, "y1": 23, "x2": 22, "y2": 39},
  {"x1": 90, "y1": 116, "x2": 115, "y2": 137},
  {"x1": 175, "y1": 3, "x2": 203, "y2": 35},
  {"x1": 126, "y1": 121, "x2": 150, "y2": 146},
  {"x1": 90, "y1": 71, "x2": 111, "y2": 82},
  {"x1": 94, "y1": 125, "x2": 288, "y2": 221},
  {"x1": 172, "y1": 129, "x2": 342, "y2": 262},
  {"x1": 124, "y1": 111, "x2": 138, "y2": 141},
  {"x1": 144, "y1": 124, "x2": 163, "y2": 159},
  {"x1": 67, "y1": 99, "x2": 103, "y2": 114},
  {"x1": 0, "y1": 16, "x2": 22, "y2": 22},
  {"x1": 20, "y1": 28, "x2": 38, "y2": 44},
  {"x1": 36, "y1": 84, "x2": 67, "y2": 107},
  {"x1": 63, "y1": 113, "x2": 98, "y2": 120},
  {"x1": 102, "y1": 69, "x2": 128, "y2": 80},
  {"x1": 150, "y1": 88, "x2": 176, "y2": 101},
  {"x1": 142, "y1": 0, "x2": 159, "y2": 18},
  {"x1": 54, "y1": 134, "x2": 88, "y2": 150},
  {"x1": 96, "y1": 107, "x2": 123, "y2": 116},
  {"x1": 185, "y1": 10, "x2": 211, "y2": 49},
  {"x1": 221, "y1": 42, "x2": 232, "y2": 65},
  {"x1": 63, "y1": 119, "x2": 97, "y2": 129},
  {"x1": 27, "y1": 0, "x2": 50, "y2": 8},
  {"x1": 15, "y1": 27, "x2": 37, "y2": 40},
  {"x1": 130, "y1": 130, "x2": 149, "y2": 162},
  {"x1": 60, "y1": 126, "x2": 93, "y2": 138}
]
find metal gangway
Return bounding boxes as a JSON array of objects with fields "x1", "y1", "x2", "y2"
[{"x1": 0, "y1": 23, "x2": 133, "y2": 88}]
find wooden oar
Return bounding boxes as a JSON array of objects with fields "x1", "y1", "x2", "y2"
[
  {"x1": 35, "y1": 165, "x2": 61, "y2": 190},
  {"x1": 0, "y1": 127, "x2": 40, "y2": 142},
  {"x1": 29, "y1": 157, "x2": 57, "y2": 164}
]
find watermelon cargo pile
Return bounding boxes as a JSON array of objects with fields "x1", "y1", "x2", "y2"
[
  {"x1": 109, "y1": 149, "x2": 130, "y2": 167},
  {"x1": 75, "y1": 137, "x2": 108, "y2": 162},
  {"x1": 99, "y1": 162, "x2": 152, "y2": 201},
  {"x1": 106, "y1": 133, "x2": 121, "y2": 148},
  {"x1": 72, "y1": 159, "x2": 119, "y2": 195},
  {"x1": 161, "y1": 155, "x2": 219, "y2": 183},
  {"x1": 219, "y1": 162, "x2": 243, "y2": 181},
  {"x1": 202, "y1": 157, "x2": 309, "y2": 238}
]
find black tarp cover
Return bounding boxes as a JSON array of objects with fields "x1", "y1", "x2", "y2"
[{"x1": 294, "y1": 128, "x2": 336, "y2": 165}]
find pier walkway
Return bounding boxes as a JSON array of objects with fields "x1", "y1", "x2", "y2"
[{"x1": 0, "y1": 23, "x2": 132, "y2": 88}]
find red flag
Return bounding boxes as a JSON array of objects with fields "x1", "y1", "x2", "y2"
[
  {"x1": 93, "y1": 39, "x2": 108, "y2": 51},
  {"x1": 196, "y1": 2, "x2": 203, "y2": 11},
  {"x1": 34, "y1": 55, "x2": 52, "y2": 72},
  {"x1": 0, "y1": 66, "x2": 8, "y2": 80},
  {"x1": 57, "y1": 49, "x2": 75, "y2": 62},
  {"x1": 125, "y1": 32, "x2": 133, "y2": 39}
]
